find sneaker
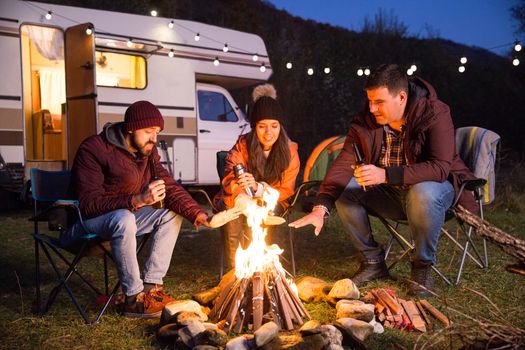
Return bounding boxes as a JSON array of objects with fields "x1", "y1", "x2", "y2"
[
  {"x1": 123, "y1": 288, "x2": 175, "y2": 319},
  {"x1": 351, "y1": 260, "x2": 390, "y2": 286},
  {"x1": 408, "y1": 261, "x2": 435, "y2": 297}
]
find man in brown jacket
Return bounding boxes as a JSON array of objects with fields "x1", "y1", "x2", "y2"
[
  {"x1": 290, "y1": 64, "x2": 476, "y2": 296},
  {"x1": 62, "y1": 100, "x2": 212, "y2": 318}
]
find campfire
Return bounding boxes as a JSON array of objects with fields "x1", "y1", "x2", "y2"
[{"x1": 209, "y1": 188, "x2": 310, "y2": 332}]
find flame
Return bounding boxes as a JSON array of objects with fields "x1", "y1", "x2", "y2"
[{"x1": 234, "y1": 186, "x2": 284, "y2": 279}]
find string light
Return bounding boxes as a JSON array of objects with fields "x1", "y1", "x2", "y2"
[
  {"x1": 364, "y1": 68, "x2": 370, "y2": 76},
  {"x1": 458, "y1": 65, "x2": 466, "y2": 73},
  {"x1": 307, "y1": 68, "x2": 314, "y2": 75},
  {"x1": 513, "y1": 58, "x2": 520, "y2": 66},
  {"x1": 45, "y1": 11, "x2": 52, "y2": 20},
  {"x1": 168, "y1": 49, "x2": 174, "y2": 58},
  {"x1": 168, "y1": 20, "x2": 174, "y2": 29},
  {"x1": 194, "y1": 33, "x2": 200, "y2": 41},
  {"x1": 324, "y1": 67, "x2": 331, "y2": 74},
  {"x1": 150, "y1": 10, "x2": 158, "y2": 17},
  {"x1": 410, "y1": 64, "x2": 417, "y2": 72},
  {"x1": 126, "y1": 39, "x2": 133, "y2": 48},
  {"x1": 515, "y1": 41, "x2": 522, "y2": 52},
  {"x1": 407, "y1": 68, "x2": 414, "y2": 76},
  {"x1": 460, "y1": 56, "x2": 468, "y2": 64},
  {"x1": 252, "y1": 54, "x2": 259, "y2": 62},
  {"x1": 357, "y1": 68, "x2": 364, "y2": 76},
  {"x1": 286, "y1": 62, "x2": 292, "y2": 69},
  {"x1": 85, "y1": 27, "x2": 93, "y2": 35},
  {"x1": 213, "y1": 57, "x2": 219, "y2": 66},
  {"x1": 260, "y1": 63, "x2": 266, "y2": 72},
  {"x1": 223, "y1": 44, "x2": 229, "y2": 53}
]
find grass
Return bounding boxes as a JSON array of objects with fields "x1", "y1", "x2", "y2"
[{"x1": 0, "y1": 193, "x2": 524, "y2": 349}]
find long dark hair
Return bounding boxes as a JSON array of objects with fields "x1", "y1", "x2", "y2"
[{"x1": 246, "y1": 125, "x2": 291, "y2": 184}]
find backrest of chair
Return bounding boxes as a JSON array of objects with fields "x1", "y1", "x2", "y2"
[
  {"x1": 455, "y1": 127, "x2": 501, "y2": 204},
  {"x1": 216, "y1": 151, "x2": 229, "y2": 181},
  {"x1": 30, "y1": 168, "x2": 71, "y2": 202}
]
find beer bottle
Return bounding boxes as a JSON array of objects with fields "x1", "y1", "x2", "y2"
[{"x1": 149, "y1": 156, "x2": 165, "y2": 209}]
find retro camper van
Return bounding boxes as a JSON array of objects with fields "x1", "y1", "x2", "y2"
[{"x1": 0, "y1": 0, "x2": 271, "y2": 193}]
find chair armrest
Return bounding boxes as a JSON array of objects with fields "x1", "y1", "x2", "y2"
[
  {"x1": 187, "y1": 188, "x2": 218, "y2": 212},
  {"x1": 464, "y1": 178, "x2": 487, "y2": 192}
]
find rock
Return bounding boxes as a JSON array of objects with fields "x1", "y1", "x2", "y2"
[
  {"x1": 175, "y1": 338, "x2": 192, "y2": 350},
  {"x1": 369, "y1": 318, "x2": 384, "y2": 334},
  {"x1": 161, "y1": 300, "x2": 208, "y2": 325},
  {"x1": 328, "y1": 279, "x2": 360, "y2": 300},
  {"x1": 299, "y1": 320, "x2": 322, "y2": 336},
  {"x1": 225, "y1": 336, "x2": 251, "y2": 350},
  {"x1": 176, "y1": 311, "x2": 204, "y2": 326},
  {"x1": 336, "y1": 303, "x2": 375, "y2": 322},
  {"x1": 178, "y1": 320, "x2": 206, "y2": 348},
  {"x1": 320, "y1": 325, "x2": 343, "y2": 347},
  {"x1": 260, "y1": 334, "x2": 303, "y2": 350},
  {"x1": 195, "y1": 328, "x2": 228, "y2": 347},
  {"x1": 254, "y1": 321, "x2": 280, "y2": 347},
  {"x1": 202, "y1": 322, "x2": 218, "y2": 330},
  {"x1": 193, "y1": 286, "x2": 220, "y2": 306},
  {"x1": 157, "y1": 323, "x2": 181, "y2": 344},
  {"x1": 335, "y1": 318, "x2": 374, "y2": 343},
  {"x1": 324, "y1": 345, "x2": 344, "y2": 350},
  {"x1": 335, "y1": 299, "x2": 364, "y2": 311},
  {"x1": 193, "y1": 346, "x2": 219, "y2": 350},
  {"x1": 292, "y1": 333, "x2": 325, "y2": 350},
  {"x1": 295, "y1": 276, "x2": 332, "y2": 302}
]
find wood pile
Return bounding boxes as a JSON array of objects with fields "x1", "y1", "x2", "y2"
[{"x1": 364, "y1": 288, "x2": 451, "y2": 332}]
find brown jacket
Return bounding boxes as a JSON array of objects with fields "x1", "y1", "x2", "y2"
[
  {"x1": 316, "y1": 77, "x2": 477, "y2": 212},
  {"x1": 218, "y1": 134, "x2": 300, "y2": 209},
  {"x1": 71, "y1": 123, "x2": 206, "y2": 223}
]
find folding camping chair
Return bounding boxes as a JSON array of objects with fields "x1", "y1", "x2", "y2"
[
  {"x1": 31, "y1": 168, "x2": 152, "y2": 324},
  {"x1": 383, "y1": 126, "x2": 500, "y2": 285},
  {"x1": 215, "y1": 151, "x2": 319, "y2": 278}
]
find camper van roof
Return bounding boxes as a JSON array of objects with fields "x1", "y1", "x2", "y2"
[{"x1": 0, "y1": 0, "x2": 270, "y2": 67}]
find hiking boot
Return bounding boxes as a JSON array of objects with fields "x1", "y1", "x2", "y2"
[
  {"x1": 408, "y1": 260, "x2": 435, "y2": 297},
  {"x1": 351, "y1": 260, "x2": 390, "y2": 286},
  {"x1": 123, "y1": 287, "x2": 175, "y2": 318}
]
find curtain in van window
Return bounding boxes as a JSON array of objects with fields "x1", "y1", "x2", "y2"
[{"x1": 39, "y1": 68, "x2": 66, "y2": 115}]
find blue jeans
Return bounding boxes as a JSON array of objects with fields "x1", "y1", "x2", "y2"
[
  {"x1": 62, "y1": 206, "x2": 182, "y2": 296},
  {"x1": 335, "y1": 178, "x2": 454, "y2": 264}
]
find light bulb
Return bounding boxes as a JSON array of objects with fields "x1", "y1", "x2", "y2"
[
  {"x1": 364, "y1": 68, "x2": 370, "y2": 76},
  {"x1": 460, "y1": 56, "x2": 467, "y2": 64},
  {"x1": 513, "y1": 58, "x2": 520, "y2": 66},
  {"x1": 213, "y1": 57, "x2": 219, "y2": 66},
  {"x1": 168, "y1": 21, "x2": 174, "y2": 29},
  {"x1": 126, "y1": 39, "x2": 133, "y2": 48},
  {"x1": 168, "y1": 49, "x2": 174, "y2": 58},
  {"x1": 357, "y1": 69, "x2": 364, "y2": 76},
  {"x1": 458, "y1": 65, "x2": 466, "y2": 73},
  {"x1": 307, "y1": 68, "x2": 314, "y2": 76},
  {"x1": 252, "y1": 54, "x2": 258, "y2": 62},
  {"x1": 223, "y1": 44, "x2": 228, "y2": 53},
  {"x1": 150, "y1": 10, "x2": 157, "y2": 17},
  {"x1": 45, "y1": 11, "x2": 52, "y2": 20},
  {"x1": 85, "y1": 27, "x2": 93, "y2": 35},
  {"x1": 194, "y1": 33, "x2": 200, "y2": 41},
  {"x1": 286, "y1": 62, "x2": 292, "y2": 69},
  {"x1": 407, "y1": 69, "x2": 413, "y2": 76},
  {"x1": 324, "y1": 67, "x2": 331, "y2": 74},
  {"x1": 411, "y1": 64, "x2": 417, "y2": 71},
  {"x1": 260, "y1": 64, "x2": 266, "y2": 72},
  {"x1": 514, "y1": 42, "x2": 522, "y2": 52}
]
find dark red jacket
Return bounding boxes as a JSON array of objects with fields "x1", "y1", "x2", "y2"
[
  {"x1": 71, "y1": 123, "x2": 206, "y2": 223},
  {"x1": 316, "y1": 77, "x2": 477, "y2": 213}
]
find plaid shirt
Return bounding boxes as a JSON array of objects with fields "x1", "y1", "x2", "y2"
[{"x1": 379, "y1": 125, "x2": 408, "y2": 168}]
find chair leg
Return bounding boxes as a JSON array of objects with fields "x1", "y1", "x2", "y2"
[
  {"x1": 440, "y1": 228, "x2": 484, "y2": 268},
  {"x1": 384, "y1": 236, "x2": 395, "y2": 260},
  {"x1": 34, "y1": 239, "x2": 42, "y2": 313},
  {"x1": 288, "y1": 215, "x2": 296, "y2": 276}
]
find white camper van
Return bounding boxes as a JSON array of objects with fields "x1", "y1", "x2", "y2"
[{"x1": 0, "y1": 0, "x2": 271, "y2": 193}]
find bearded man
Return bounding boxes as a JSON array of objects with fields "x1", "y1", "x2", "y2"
[{"x1": 62, "y1": 100, "x2": 211, "y2": 318}]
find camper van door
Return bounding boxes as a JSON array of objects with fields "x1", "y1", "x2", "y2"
[{"x1": 196, "y1": 83, "x2": 248, "y2": 184}]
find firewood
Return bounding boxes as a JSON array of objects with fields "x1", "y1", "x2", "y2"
[
  {"x1": 375, "y1": 302, "x2": 385, "y2": 314},
  {"x1": 252, "y1": 272, "x2": 264, "y2": 330},
  {"x1": 415, "y1": 300, "x2": 432, "y2": 327},
  {"x1": 400, "y1": 300, "x2": 426, "y2": 332},
  {"x1": 420, "y1": 299, "x2": 451, "y2": 326},
  {"x1": 376, "y1": 289, "x2": 401, "y2": 314},
  {"x1": 378, "y1": 313, "x2": 386, "y2": 322},
  {"x1": 225, "y1": 278, "x2": 249, "y2": 331}
]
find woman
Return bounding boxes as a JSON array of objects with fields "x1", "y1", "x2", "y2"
[{"x1": 217, "y1": 84, "x2": 300, "y2": 269}]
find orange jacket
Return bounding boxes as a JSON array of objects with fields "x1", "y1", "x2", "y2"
[{"x1": 219, "y1": 135, "x2": 300, "y2": 209}]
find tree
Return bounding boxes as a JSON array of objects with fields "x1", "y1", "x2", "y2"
[{"x1": 511, "y1": 1, "x2": 525, "y2": 35}]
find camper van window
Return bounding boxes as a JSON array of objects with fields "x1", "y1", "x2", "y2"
[
  {"x1": 198, "y1": 91, "x2": 238, "y2": 122},
  {"x1": 95, "y1": 51, "x2": 146, "y2": 89}
]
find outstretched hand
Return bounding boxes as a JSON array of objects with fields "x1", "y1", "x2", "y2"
[
  {"x1": 194, "y1": 212, "x2": 212, "y2": 230},
  {"x1": 288, "y1": 207, "x2": 325, "y2": 236}
]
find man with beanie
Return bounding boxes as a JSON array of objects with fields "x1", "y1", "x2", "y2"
[
  {"x1": 63, "y1": 100, "x2": 211, "y2": 318},
  {"x1": 290, "y1": 64, "x2": 477, "y2": 297}
]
